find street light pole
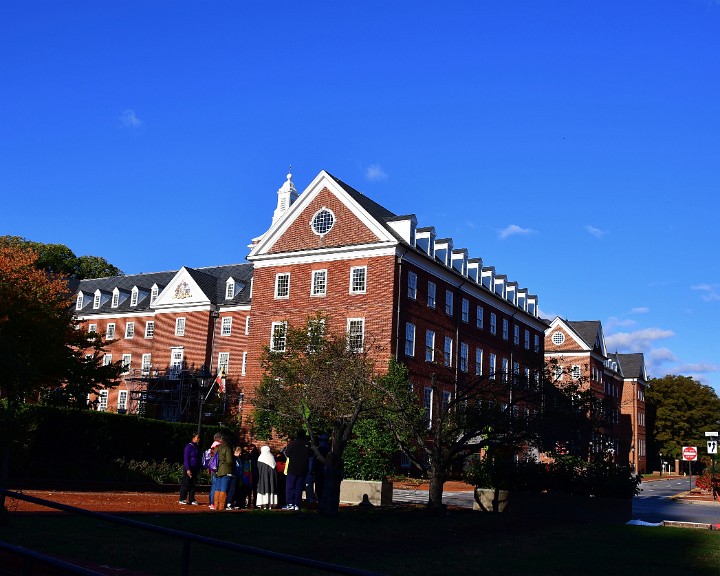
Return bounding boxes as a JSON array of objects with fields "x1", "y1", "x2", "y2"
[{"x1": 195, "y1": 365, "x2": 215, "y2": 436}]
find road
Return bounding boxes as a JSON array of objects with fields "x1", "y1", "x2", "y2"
[{"x1": 394, "y1": 477, "x2": 720, "y2": 525}]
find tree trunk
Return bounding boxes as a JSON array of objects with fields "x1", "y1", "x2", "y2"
[
  {"x1": 427, "y1": 467, "x2": 447, "y2": 512},
  {"x1": 319, "y1": 459, "x2": 342, "y2": 516}
]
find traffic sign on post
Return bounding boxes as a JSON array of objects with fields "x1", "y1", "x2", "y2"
[
  {"x1": 708, "y1": 440, "x2": 717, "y2": 454},
  {"x1": 682, "y1": 446, "x2": 698, "y2": 461}
]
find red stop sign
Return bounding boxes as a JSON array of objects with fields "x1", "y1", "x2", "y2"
[{"x1": 682, "y1": 446, "x2": 698, "y2": 461}]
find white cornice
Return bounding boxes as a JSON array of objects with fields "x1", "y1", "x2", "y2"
[{"x1": 251, "y1": 244, "x2": 397, "y2": 268}]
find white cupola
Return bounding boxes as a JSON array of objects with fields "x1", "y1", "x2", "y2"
[{"x1": 272, "y1": 169, "x2": 299, "y2": 225}]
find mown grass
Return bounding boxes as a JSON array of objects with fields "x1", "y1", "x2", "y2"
[{"x1": 1, "y1": 507, "x2": 719, "y2": 576}]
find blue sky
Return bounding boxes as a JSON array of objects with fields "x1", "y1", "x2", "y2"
[{"x1": 2, "y1": 1, "x2": 720, "y2": 392}]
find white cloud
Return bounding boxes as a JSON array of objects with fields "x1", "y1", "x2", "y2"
[
  {"x1": 648, "y1": 347, "x2": 676, "y2": 365},
  {"x1": 120, "y1": 109, "x2": 143, "y2": 129},
  {"x1": 584, "y1": 225, "x2": 606, "y2": 238},
  {"x1": 630, "y1": 307, "x2": 650, "y2": 314},
  {"x1": 674, "y1": 362, "x2": 720, "y2": 374},
  {"x1": 365, "y1": 164, "x2": 388, "y2": 182},
  {"x1": 605, "y1": 327, "x2": 675, "y2": 352},
  {"x1": 498, "y1": 224, "x2": 535, "y2": 240},
  {"x1": 692, "y1": 283, "x2": 720, "y2": 301}
]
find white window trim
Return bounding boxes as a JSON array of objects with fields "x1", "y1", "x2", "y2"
[
  {"x1": 98, "y1": 390, "x2": 109, "y2": 411},
  {"x1": 275, "y1": 273, "x2": 290, "y2": 299},
  {"x1": 245, "y1": 316, "x2": 250, "y2": 335},
  {"x1": 106, "y1": 323, "x2": 116, "y2": 340},
  {"x1": 122, "y1": 354, "x2": 131, "y2": 374},
  {"x1": 130, "y1": 287, "x2": 139, "y2": 307},
  {"x1": 270, "y1": 321, "x2": 288, "y2": 352},
  {"x1": 445, "y1": 290, "x2": 454, "y2": 316},
  {"x1": 425, "y1": 330, "x2": 435, "y2": 362},
  {"x1": 175, "y1": 317, "x2": 186, "y2": 336},
  {"x1": 427, "y1": 282, "x2": 436, "y2": 308},
  {"x1": 145, "y1": 321, "x2": 154, "y2": 339},
  {"x1": 476, "y1": 305, "x2": 484, "y2": 329},
  {"x1": 111, "y1": 288, "x2": 120, "y2": 308},
  {"x1": 347, "y1": 317, "x2": 365, "y2": 351},
  {"x1": 141, "y1": 353, "x2": 151, "y2": 375},
  {"x1": 125, "y1": 322, "x2": 134, "y2": 339},
  {"x1": 405, "y1": 322, "x2": 415, "y2": 357},
  {"x1": 88, "y1": 323, "x2": 97, "y2": 334},
  {"x1": 76, "y1": 293, "x2": 83, "y2": 310},
  {"x1": 311, "y1": 269, "x2": 327, "y2": 297},
  {"x1": 349, "y1": 266, "x2": 367, "y2": 295},
  {"x1": 241, "y1": 351, "x2": 247, "y2": 376},
  {"x1": 218, "y1": 352, "x2": 230, "y2": 376},
  {"x1": 407, "y1": 271, "x2": 417, "y2": 300},
  {"x1": 117, "y1": 390, "x2": 128, "y2": 410},
  {"x1": 226, "y1": 278, "x2": 235, "y2": 299},
  {"x1": 221, "y1": 317, "x2": 232, "y2": 336}
]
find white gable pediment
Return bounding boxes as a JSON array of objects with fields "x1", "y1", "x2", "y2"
[
  {"x1": 152, "y1": 267, "x2": 212, "y2": 310},
  {"x1": 546, "y1": 317, "x2": 592, "y2": 351},
  {"x1": 248, "y1": 170, "x2": 398, "y2": 260}
]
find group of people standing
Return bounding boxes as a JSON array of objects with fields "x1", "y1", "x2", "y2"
[{"x1": 179, "y1": 430, "x2": 328, "y2": 512}]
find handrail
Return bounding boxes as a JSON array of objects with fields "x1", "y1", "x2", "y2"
[
  {"x1": 1, "y1": 490, "x2": 384, "y2": 576},
  {"x1": 0, "y1": 540, "x2": 107, "y2": 575}
]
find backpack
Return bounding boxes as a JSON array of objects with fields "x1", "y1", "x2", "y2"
[{"x1": 202, "y1": 449, "x2": 220, "y2": 472}]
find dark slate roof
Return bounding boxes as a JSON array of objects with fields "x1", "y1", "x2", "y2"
[
  {"x1": 328, "y1": 172, "x2": 397, "y2": 223},
  {"x1": 74, "y1": 263, "x2": 253, "y2": 315},
  {"x1": 567, "y1": 321, "x2": 602, "y2": 349},
  {"x1": 616, "y1": 353, "x2": 646, "y2": 380}
]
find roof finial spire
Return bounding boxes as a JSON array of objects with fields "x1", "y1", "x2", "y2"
[{"x1": 272, "y1": 165, "x2": 299, "y2": 225}]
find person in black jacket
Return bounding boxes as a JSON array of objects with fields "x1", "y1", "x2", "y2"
[
  {"x1": 283, "y1": 432, "x2": 310, "y2": 511},
  {"x1": 179, "y1": 434, "x2": 201, "y2": 505}
]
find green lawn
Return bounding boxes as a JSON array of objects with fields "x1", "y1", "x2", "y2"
[{"x1": 2, "y1": 507, "x2": 719, "y2": 576}]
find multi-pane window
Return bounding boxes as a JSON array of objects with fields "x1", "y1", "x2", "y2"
[
  {"x1": 490, "y1": 313, "x2": 497, "y2": 335},
  {"x1": 424, "y1": 387, "x2": 433, "y2": 428},
  {"x1": 170, "y1": 348, "x2": 183, "y2": 378},
  {"x1": 407, "y1": 271, "x2": 417, "y2": 300},
  {"x1": 405, "y1": 323, "x2": 416, "y2": 356},
  {"x1": 443, "y1": 336, "x2": 453, "y2": 367},
  {"x1": 475, "y1": 348, "x2": 483, "y2": 376},
  {"x1": 141, "y1": 353, "x2": 151, "y2": 375},
  {"x1": 221, "y1": 317, "x2": 232, "y2": 336},
  {"x1": 175, "y1": 318, "x2": 186, "y2": 336},
  {"x1": 130, "y1": 288, "x2": 139, "y2": 307},
  {"x1": 88, "y1": 323, "x2": 97, "y2": 334},
  {"x1": 311, "y1": 270, "x2": 327, "y2": 296},
  {"x1": 270, "y1": 322, "x2": 288, "y2": 352},
  {"x1": 98, "y1": 390, "x2": 108, "y2": 411},
  {"x1": 226, "y1": 279, "x2": 235, "y2": 299},
  {"x1": 122, "y1": 354, "x2": 132, "y2": 374},
  {"x1": 524, "y1": 330, "x2": 530, "y2": 350},
  {"x1": 489, "y1": 353, "x2": 497, "y2": 380},
  {"x1": 93, "y1": 292, "x2": 101, "y2": 309},
  {"x1": 118, "y1": 390, "x2": 128, "y2": 411},
  {"x1": 502, "y1": 319, "x2": 509, "y2": 340},
  {"x1": 245, "y1": 316, "x2": 250, "y2": 335},
  {"x1": 425, "y1": 330, "x2": 435, "y2": 362},
  {"x1": 111, "y1": 290, "x2": 119, "y2": 308},
  {"x1": 103, "y1": 354, "x2": 112, "y2": 366},
  {"x1": 307, "y1": 318, "x2": 326, "y2": 352},
  {"x1": 571, "y1": 365, "x2": 581, "y2": 379},
  {"x1": 145, "y1": 321, "x2": 154, "y2": 338},
  {"x1": 476, "y1": 305, "x2": 484, "y2": 329},
  {"x1": 347, "y1": 318, "x2": 365, "y2": 351},
  {"x1": 241, "y1": 352, "x2": 248, "y2": 376},
  {"x1": 125, "y1": 322, "x2": 135, "y2": 339},
  {"x1": 275, "y1": 273, "x2": 290, "y2": 298},
  {"x1": 445, "y1": 290, "x2": 454, "y2": 316},
  {"x1": 534, "y1": 334, "x2": 540, "y2": 353},
  {"x1": 639, "y1": 411, "x2": 645, "y2": 427},
  {"x1": 427, "y1": 282, "x2": 436, "y2": 308},
  {"x1": 502, "y1": 358, "x2": 509, "y2": 381},
  {"x1": 461, "y1": 298, "x2": 469, "y2": 323},
  {"x1": 350, "y1": 266, "x2": 367, "y2": 294},
  {"x1": 106, "y1": 323, "x2": 116, "y2": 340},
  {"x1": 460, "y1": 342, "x2": 469, "y2": 372},
  {"x1": 218, "y1": 352, "x2": 230, "y2": 376},
  {"x1": 513, "y1": 324, "x2": 520, "y2": 345},
  {"x1": 76, "y1": 293, "x2": 83, "y2": 310},
  {"x1": 151, "y1": 285, "x2": 159, "y2": 304}
]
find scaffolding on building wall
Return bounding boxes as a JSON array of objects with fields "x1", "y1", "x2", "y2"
[{"x1": 123, "y1": 368, "x2": 193, "y2": 422}]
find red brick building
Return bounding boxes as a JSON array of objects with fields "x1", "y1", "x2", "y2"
[{"x1": 75, "y1": 170, "x2": 546, "y2": 440}]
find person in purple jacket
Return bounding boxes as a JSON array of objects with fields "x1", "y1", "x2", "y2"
[{"x1": 179, "y1": 433, "x2": 201, "y2": 505}]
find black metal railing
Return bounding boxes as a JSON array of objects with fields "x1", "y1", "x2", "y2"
[{"x1": 1, "y1": 490, "x2": 384, "y2": 576}]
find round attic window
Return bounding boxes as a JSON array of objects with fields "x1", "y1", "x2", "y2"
[
  {"x1": 551, "y1": 332, "x2": 565, "y2": 345},
  {"x1": 311, "y1": 208, "x2": 335, "y2": 236}
]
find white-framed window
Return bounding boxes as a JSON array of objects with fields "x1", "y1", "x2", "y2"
[
  {"x1": 245, "y1": 316, "x2": 250, "y2": 335},
  {"x1": 571, "y1": 365, "x2": 581, "y2": 379},
  {"x1": 150, "y1": 284, "x2": 159, "y2": 304},
  {"x1": 502, "y1": 319, "x2": 509, "y2": 340},
  {"x1": 122, "y1": 354, "x2": 132, "y2": 374},
  {"x1": 405, "y1": 322, "x2": 416, "y2": 356},
  {"x1": 554, "y1": 365, "x2": 563, "y2": 381},
  {"x1": 407, "y1": 271, "x2": 417, "y2": 300},
  {"x1": 534, "y1": 334, "x2": 540, "y2": 353},
  {"x1": 111, "y1": 288, "x2": 120, "y2": 308},
  {"x1": 445, "y1": 290, "x2": 454, "y2": 316},
  {"x1": 311, "y1": 270, "x2": 327, "y2": 296},
  {"x1": 102, "y1": 354, "x2": 112, "y2": 366},
  {"x1": 241, "y1": 352, "x2": 247, "y2": 376},
  {"x1": 106, "y1": 323, "x2": 116, "y2": 340},
  {"x1": 551, "y1": 332, "x2": 565, "y2": 345},
  {"x1": 460, "y1": 342, "x2": 469, "y2": 372},
  {"x1": 130, "y1": 287, "x2": 139, "y2": 307},
  {"x1": 88, "y1": 323, "x2": 97, "y2": 334},
  {"x1": 307, "y1": 318, "x2": 326, "y2": 352},
  {"x1": 475, "y1": 348, "x2": 483, "y2": 376},
  {"x1": 443, "y1": 336, "x2": 453, "y2": 367},
  {"x1": 125, "y1": 322, "x2": 135, "y2": 339},
  {"x1": 218, "y1": 352, "x2": 230, "y2": 376},
  {"x1": 347, "y1": 318, "x2": 365, "y2": 351},
  {"x1": 275, "y1": 273, "x2": 290, "y2": 299},
  {"x1": 75, "y1": 293, "x2": 83, "y2": 310},
  {"x1": 98, "y1": 390, "x2": 108, "y2": 411},
  {"x1": 476, "y1": 305, "x2": 484, "y2": 329},
  {"x1": 311, "y1": 207, "x2": 336, "y2": 236},
  {"x1": 270, "y1": 321, "x2": 288, "y2": 352},
  {"x1": 524, "y1": 329, "x2": 530, "y2": 350},
  {"x1": 145, "y1": 321, "x2": 154, "y2": 338},
  {"x1": 425, "y1": 330, "x2": 435, "y2": 362},
  {"x1": 175, "y1": 317, "x2": 186, "y2": 336},
  {"x1": 442, "y1": 390, "x2": 451, "y2": 411},
  {"x1": 502, "y1": 358, "x2": 509, "y2": 381},
  {"x1": 513, "y1": 324, "x2": 520, "y2": 345},
  {"x1": 118, "y1": 390, "x2": 128, "y2": 411},
  {"x1": 221, "y1": 317, "x2": 232, "y2": 336},
  {"x1": 141, "y1": 353, "x2": 151, "y2": 375},
  {"x1": 93, "y1": 291, "x2": 101, "y2": 309},
  {"x1": 170, "y1": 348, "x2": 184, "y2": 378},
  {"x1": 639, "y1": 411, "x2": 645, "y2": 426},
  {"x1": 490, "y1": 313, "x2": 497, "y2": 335},
  {"x1": 226, "y1": 278, "x2": 235, "y2": 299},
  {"x1": 461, "y1": 298, "x2": 469, "y2": 323},
  {"x1": 424, "y1": 387, "x2": 433, "y2": 428},
  {"x1": 427, "y1": 282, "x2": 436, "y2": 308},
  {"x1": 489, "y1": 353, "x2": 497, "y2": 380},
  {"x1": 349, "y1": 266, "x2": 367, "y2": 294}
]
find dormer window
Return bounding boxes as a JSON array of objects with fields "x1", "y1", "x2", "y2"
[
  {"x1": 111, "y1": 288, "x2": 120, "y2": 308},
  {"x1": 75, "y1": 293, "x2": 84, "y2": 310},
  {"x1": 150, "y1": 285, "x2": 159, "y2": 304},
  {"x1": 93, "y1": 290, "x2": 101, "y2": 309},
  {"x1": 130, "y1": 287, "x2": 139, "y2": 307},
  {"x1": 226, "y1": 278, "x2": 235, "y2": 299}
]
